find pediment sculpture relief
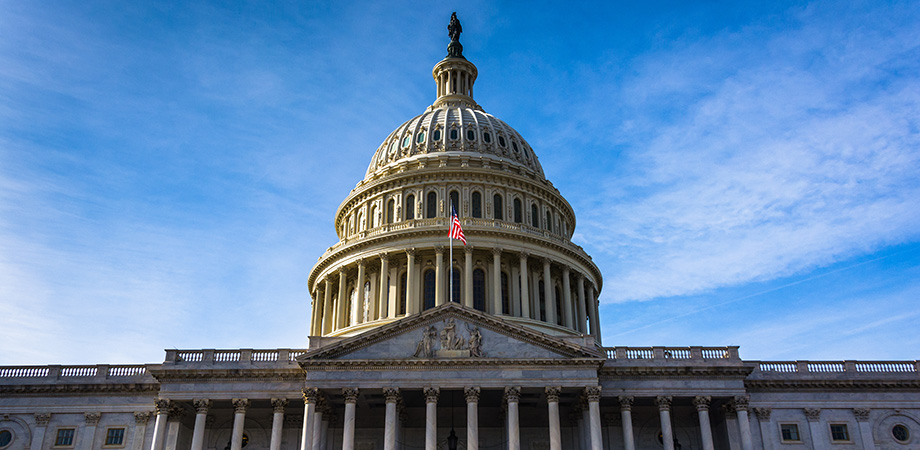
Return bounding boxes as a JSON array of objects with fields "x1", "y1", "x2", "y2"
[{"x1": 413, "y1": 318, "x2": 483, "y2": 358}]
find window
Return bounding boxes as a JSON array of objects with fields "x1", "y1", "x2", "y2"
[
  {"x1": 498, "y1": 135, "x2": 506, "y2": 147},
  {"x1": 545, "y1": 210, "x2": 553, "y2": 232},
  {"x1": 402, "y1": 135, "x2": 411, "y2": 148},
  {"x1": 0, "y1": 430, "x2": 12, "y2": 449},
  {"x1": 501, "y1": 272, "x2": 509, "y2": 314},
  {"x1": 513, "y1": 198, "x2": 522, "y2": 223},
  {"x1": 417, "y1": 131, "x2": 425, "y2": 144},
  {"x1": 405, "y1": 195, "x2": 415, "y2": 220},
  {"x1": 780, "y1": 424, "x2": 800, "y2": 442},
  {"x1": 399, "y1": 273, "x2": 408, "y2": 315},
  {"x1": 449, "y1": 191, "x2": 459, "y2": 216},
  {"x1": 466, "y1": 129, "x2": 475, "y2": 141},
  {"x1": 450, "y1": 128, "x2": 458, "y2": 140},
  {"x1": 386, "y1": 199, "x2": 395, "y2": 224},
  {"x1": 426, "y1": 192, "x2": 437, "y2": 218},
  {"x1": 538, "y1": 280, "x2": 546, "y2": 321},
  {"x1": 531, "y1": 204, "x2": 539, "y2": 227},
  {"x1": 512, "y1": 141, "x2": 519, "y2": 152},
  {"x1": 555, "y1": 286, "x2": 563, "y2": 325},
  {"x1": 450, "y1": 269, "x2": 461, "y2": 302},
  {"x1": 55, "y1": 429, "x2": 75, "y2": 447},
  {"x1": 830, "y1": 424, "x2": 850, "y2": 442},
  {"x1": 388, "y1": 140, "x2": 398, "y2": 156},
  {"x1": 471, "y1": 192, "x2": 482, "y2": 218},
  {"x1": 433, "y1": 129, "x2": 441, "y2": 141},
  {"x1": 104, "y1": 428, "x2": 125, "y2": 447},
  {"x1": 493, "y1": 194, "x2": 503, "y2": 220},
  {"x1": 483, "y1": 131, "x2": 491, "y2": 143},
  {"x1": 423, "y1": 269, "x2": 436, "y2": 310},
  {"x1": 892, "y1": 424, "x2": 910, "y2": 443},
  {"x1": 473, "y1": 269, "x2": 486, "y2": 311},
  {"x1": 346, "y1": 288, "x2": 355, "y2": 326}
]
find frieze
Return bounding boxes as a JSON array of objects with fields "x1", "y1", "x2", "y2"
[
  {"x1": 412, "y1": 318, "x2": 483, "y2": 358},
  {"x1": 0, "y1": 384, "x2": 160, "y2": 395}
]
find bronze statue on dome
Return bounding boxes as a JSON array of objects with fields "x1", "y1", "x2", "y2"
[{"x1": 447, "y1": 12, "x2": 464, "y2": 58}]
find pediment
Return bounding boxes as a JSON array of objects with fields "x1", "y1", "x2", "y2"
[{"x1": 296, "y1": 302, "x2": 602, "y2": 364}]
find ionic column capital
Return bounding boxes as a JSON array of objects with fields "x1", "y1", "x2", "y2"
[
  {"x1": 545, "y1": 386, "x2": 562, "y2": 403},
  {"x1": 618, "y1": 396, "x2": 634, "y2": 411},
  {"x1": 464, "y1": 386, "x2": 481, "y2": 403},
  {"x1": 424, "y1": 387, "x2": 440, "y2": 404},
  {"x1": 271, "y1": 398, "x2": 288, "y2": 413},
  {"x1": 584, "y1": 386, "x2": 602, "y2": 402},
  {"x1": 343, "y1": 387, "x2": 359, "y2": 404},
  {"x1": 693, "y1": 396, "x2": 711, "y2": 411},
  {"x1": 232, "y1": 398, "x2": 250, "y2": 414},
  {"x1": 383, "y1": 387, "x2": 401, "y2": 404},
  {"x1": 193, "y1": 399, "x2": 212, "y2": 414},
  {"x1": 656, "y1": 395, "x2": 672, "y2": 411},
  {"x1": 503, "y1": 386, "x2": 521, "y2": 403}
]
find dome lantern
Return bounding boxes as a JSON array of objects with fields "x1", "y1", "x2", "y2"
[{"x1": 432, "y1": 13, "x2": 479, "y2": 109}]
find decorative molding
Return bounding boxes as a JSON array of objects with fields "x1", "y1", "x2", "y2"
[
  {"x1": 545, "y1": 386, "x2": 561, "y2": 403},
  {"x1": 193, "y1": 399, "x2": 211, "y2": 414},
  {"x1": 618, "y1": 396, "x2": 633, "y2": 411},
  {"x1": 732, "y1": 396, "x2": 750, "y2": 412},
  {"x1": 745, "y1": 379, "x2": 920, "y2": 390},
  {"x1": 154, "y1": 399, "x2": 171, "y2": 414},
  {"x1": 35, "y1": 413, "x2": 52, "y2": 426},
  {"x1": 853, "y1": 408, "x2": 871, "y2": 422},
  {"x1": 584, "y1": 386, "x2": 602, "y2": 402},
  {"x1": 271, "y1": 398, "x2": 288, "y2": 413},
  {"x1": 693, "y1": 396, "x2": 711, "y2": 411},
  {"x1": 655, "y1": 396, "x2": 672, "y2": 411},
  {"x1": 503, "y1": 386, "x2": 521, "y2": 403},
  {"x1": 464, "y1": 386, "x2": 481, "y2": 403},
  {"x1": 302, "y1": 388, "x2": 319, "y2": 404},
  {"x1": 343, "y1": 387, "x2": 359, "y2": 404},
  {"x1": 804, "y1": 408, "x2": 821, "y2": 421},
  {"x1": 232, "y1": 398, "x2": 250, "y2": 413},
  {"x1": 423, "y1": 387, "x2": 440, "y2": 403},
  {"x1": 84, "y1": 412, "x2": 101, "y2": 425},
  {"x1": 753, "y1": 408, "x2": 771, "y2": 421},
  {"x1": 133, "y1": 412, "x2": 150, "y2": 425},
  {"x1": 383, "y1": 387, "x2": 401, "y2": 404}
]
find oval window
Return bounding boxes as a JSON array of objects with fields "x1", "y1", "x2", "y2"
[
  {"x1": 512, "y1": 141, "x2": 519, "y2": 152},
  {"x1": 433, "y1": 129, "x2": 441, "y2": 141},
  {"x1": 466, "y1": 129, "x2": 475, "y2": 141},
  {"x1": 0, "y1": 431, "x2": 11, "y2": 448},
  {"x1": 893, "y1": 425, "x2": 909, "y2": 442},
  {"x1": 388, "y1": 141, "x2": 398, "y2": 156},
  {"x1": 403, "y1": 135, "x2": 411, "y2": 148},
  {"x1": 498, "y1": 136, "x2": 506, "y2": 147},
  {"x1": 483, "y1": 132, "x2": 491, "y2": 143},
  {"x1": 417, "y1": 131, "x2": 425, "y2": 143},
  {"x1": 450, "y1": 129, "x2": 458, "y2": 140}
]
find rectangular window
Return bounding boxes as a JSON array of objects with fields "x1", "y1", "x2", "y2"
[
  {"x1": 55, "y1": 429, "x2": 75, "y2": 447},
  {"x1": 830, "y1": 424, "x2": 850, "y2": 442},
  {"x1": 104, "y1": 428, "x2": 125, "y2": 446},
  {"x1": 780, "y1": 424, "x2": 800, "y2": 442}
]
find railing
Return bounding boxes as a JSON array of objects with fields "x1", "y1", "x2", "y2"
[
  {"x1": 213, "y1": 350, "x2": 240, "y2": 362},
  {"x1": 60, "y1": 366, "x2": 97, "y2": 377},
  {"x1": 0, "y1": 367, "x2": 50, "y2": 377},
  {"x1": 758, "y1": 360, "x2": 920, "y2": 374},
  {"x1": 164, "y1": 349, "x2": 309, "y2": 365},
  {"x1": 604, "y1": 346, "x2": 740, "y2": 361},
  {"x1": 108, "y1": 365, "x2": 146, "y2": 376},
  {"x1": 0, "y1": 365, "x2": 152, "y2": 381}
]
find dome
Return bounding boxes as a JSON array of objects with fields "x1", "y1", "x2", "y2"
[{"x1": 365, "y1": 106, "x2": 545, "y2": 181}]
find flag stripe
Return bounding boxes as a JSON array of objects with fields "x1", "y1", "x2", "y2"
[{"x1": 449, "y1": 206, "x2": 466, "y2": 245}]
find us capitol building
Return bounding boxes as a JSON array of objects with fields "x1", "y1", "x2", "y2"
[{"x1": 2, "y1": 14, "x2": 918, "y2": 450}]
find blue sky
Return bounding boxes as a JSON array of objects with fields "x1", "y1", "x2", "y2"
[{"x1": 1, "y1": 1, "x2": 918, "y2": 364}]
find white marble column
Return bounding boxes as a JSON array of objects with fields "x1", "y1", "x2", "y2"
[
  {"x1": 543, "y1": 259, "x2": 556, "y2": 324},
  {"x1": 753, "y1": 408, "x2": 773, "y2": 450},
  {"x1": 268, "y1": 399, "x2": 287, "y2": 450},
  {"x1": 355, "y1": 259, "x2": 366, "y2": 324},
  {"x1": 319, "y1": 416, "x2": 330, "y2": 450},
  {"x1": 657, "y1": 396, "x2": 675, "y2": 450},
  {"x1": 311, "y1": 289, "x2": 323, "y2": 336},
  {"x1": 586, "y1": 387, "x2": 603, "y2": 450},
  {"x1": 379, "y1": 254, "x2": 390, "y2": 318},
  {"x1": 464, "y1": 246, "x2": 474, "y2": 308},
  {"x1": 504, "y1": 387, "x2": 521, "y2": 450},
  {"x1": 82, "y1": 413, "x2": 100, "y2": 450},
  {"x1": 587, "y1": 284, "x2": 600, "y2": 342},
  {"x1": 230, "y1": 399, "x2": 249, "y2": 450},
  {"x1": 407, "y1": 249, "x2": 419, "y2": 314},
  {"x1": 336, "y1": 269, "x2": 348, "y2": 329},
  {"x1": 383, "y1": 388, "x2": 400, "y2": 450},
  {"x1": 435, "y1": 247, "x2": 445, "y2": 306},
  {"x1": 854, "y1": 409, "x2": 874, "y2": 450},
  {"x1": 424, "y1": 387, "x2": 440, "y2": 450},
  {"x1": 322, "y1": 278, "x2": 334, "y2": 334},
  {"x1": 546, "y1": 387, "x2": 562, "y2": 450},
  {"x1": 150, "y1": 399, "x2": 170, "y2": 450},
  {"x1": 562, "y1": 267, "x2": 573, "y2": 328},
  {"x1": 518, "y1": 253, "x2": 530, "y2": 319},
  {"x1": 465, "y1": 387, "x2": 481, "y2": 450},
  {"x1": 734, "y1": 397, "x2": 754, "y2": 450},
  {"x1": 190, "y1": 400, "x2": 211, "y2": 450},
  {"x1": 300, "y1": 389, "x2": 318, "y2": 450},
  {"x1": 342, "y1": 388, "x2": 359, "y2": 450},
  {"x1": 618, "y1": 397, "x2": 635, "y2": 450},
  {"x1": 311, "y1": 399, "x2": 325, "y2": 450},
  {"x1": 130, "y1": 413, "x2": 149, "y2": 450},
  {"x1": 694, "y1": 396, "x2": 715, "y2": 450},
  {"x1": 576, "y1": 276, "x2": 587, "y2": 333},
  {"x1": 492, "y1": 249, "x2": 503, "y2": 314}
]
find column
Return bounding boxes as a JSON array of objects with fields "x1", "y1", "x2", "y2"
[
  {"x1": 310, "y1": 399, "x2": 325, "y2": 450},
  {"x1": 734, "y1": 397, "x2": 754, "y2": 450},
  {"x1": 230, "y1": 399, "x2": 249, "y2": 450},
  {"x1": 435, "y1": 247, "x2": 445, "y2": 305},
  {"x1": 576, "y1": 276, "x2": 587, "y2": 333},
  {"x1": 723, "y1": 404, "x2": 742, "y2": 450},
  {"x1": 355, "y1": 259, "x2": 366, "y2": 324},
  {"x1": 424, "y1": 387, "x2": 440, "y2": 450},
  {"x1": 311, "y1": 289, "x2": 323, "y2": 336},
  {"x1": 804, "y1": 408, "x2": 824, "y2": 450},
  {"x1": 585, "y1": 387, "x2": 603, "y2": 450},
  {"x1": 337, "y1": 268, "x2": 347, "y2": 329},
  {"x1": 587, "y1": 284, "x2": 600, "y2": 341},
  {"x1": 464, "y1": 246, "x2": 474, "y2": 308},
  {"x1": 407, "y1": 249, "x2": 419, "y2": 314},
  {"x1": 368, "y1": 271, "x2": 378, "y2": 321},
  {"x1": 300, "y1": 389, "x2": 317, "y2": 450},
  {"x1": 543, "y1": 259, "x2": 556, "y2": 324},
  {"x1": 581, "y1": 400, "x2": 591, "y2": 450},
  {"x1": 519, "y1": 253, "x2": 530, "y2": 319},
  {"x1": 190, "y1": 400, "x2": 211, "y2": 450},
  {"x1": 546, "y1": 387, "x2": 562, "y2": 450},
  {"x1": 82, "y1": 413, "x2": 100, "y2": 450},
  {"x1": 853, "y1": 408, "x2": 874, "y2": 450},
  {"x1": 379, "y1": 254, "x2": 390, "y2": 318},
  {"x1": 492, "y1": 248, "x2": 503, "y2": 314},
  {"x1": 618, "y1": 397, "x2": 635, "y2": 450},
  {"x1": 562, "y1": 267, "x2": 573, "y2": 328},
  {"x1": 322, "y1": 278, "x2": 334, "y2": 334},
  {"x1": 130, "y1": 413, "x2": 149, "y2": 450},
  {"x1": 465, "y1": 387, "x2": 481, "y2": 450},
  {"x1": 31, "y1": 414, "x2": 51, "y2": 450},
  {"x1": 657, "y1": 396, "x2": 674, "y2": 450},
  {"x1": 694, "y1": 396, "x2": 715, "y2": 450},
  {"x1": 150, "y1": 399, "x2": 170, "y2": 450},
  {"x1": 342, "y1": 388, "x2": 359, "y2": 450},
  {"x1": 753, "y1": 408, "x2": 773, "y2": 450},
  {"x1": 268, "y1": 399, "x2": 287, "y2": 450},
  {"x1": 383, "y1": 388, "x2": 400, "y2": 450},
  {"x1": 504, "y1": 387, "x2": 521, "y2": 450}
]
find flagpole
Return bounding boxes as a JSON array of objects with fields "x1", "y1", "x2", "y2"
[{"x1": 449, "y1": 207, "x2": 454, "y2": 303}]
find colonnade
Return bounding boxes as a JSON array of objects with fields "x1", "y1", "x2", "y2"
[{"x1": 310, "y1": 248, "x2": 601, "y2": 340}]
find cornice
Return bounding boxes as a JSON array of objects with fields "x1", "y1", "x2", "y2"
[
  {"x1": 0, "y1": 383, "x2": 160, "y2": 395},
  {"x1": 301, "y1": 358, "x2": 605, "y2": 370},
  {"x1": 745, "y1": 379, "x2": 920, "y2": 391},
  {"x1": 599, "y1": 366, "x2": 753, "y2": 379},
  {"x1": 150, "y1": 368, "x2": 303, "y2": 382}
]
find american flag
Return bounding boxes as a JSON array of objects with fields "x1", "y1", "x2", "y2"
[{"x1": 449, "y1": 205, "x2": 466, "y2": 245}]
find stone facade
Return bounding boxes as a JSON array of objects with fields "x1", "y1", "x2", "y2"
[{"x1": 2, "y1": 15, "x2": 919, "y2": 450}]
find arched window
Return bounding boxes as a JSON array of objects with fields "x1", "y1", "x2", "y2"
[
  {"x1": 473, "y1": 269, "x2": 486, "y2": 312},
  {"x1": 538, "y1": 280, "x2": 546, "y2": 322},
  {"x1": 555, "y1": 286, "x2": 563, "y2": 325},
  {"x1": 370, "y1": 205, "x2": 378, "y2": 228},
  {"x1": 545, "y1": 210, "x2": 553, "y2": 232},
  {"x1": 386, "y1": 199, "x2": 394, "y2": 224},
  {"x1": 399, "y1": 273, "x2": 408, "y2": 315},
  {"x1": 449, "y1": 190, "x2": 460, "y2": 215},
  {"x1": 493, "y1": 194, "x2": 503, "y2": 220},
  {"x1": 450, "y1": 268, "x2": 461, "y2": 302},
  {"x1": 471, "y1": 192, "x2": 482, "y2": 218},
  {"x1": 346, "y1": 288, "x2": 355, "y2": 327},
  {"x1": 426, "y1": 191, "x2": 437, "y2": 218},
  {"x1": 357, "y1": 211, "x2": 364, "y2": 231},
  {"x1": 531, "y1": 204, "x2": 539, "y2": 228},
  {"x1": 513, "y1": 198, "x2": 522, "y2": 223},
  {"x1": 501, "y1": 272, "x2": 510, "y2": 314},
  {"x1": 364, "y1": 281, "x2": 371, "y2": 322},
  {"x1": 423, "y1": 269, "x2": 436, "y2": 310},
  {"x1": 406, "y1": 194, "x2": 415, "y2": 220}
]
